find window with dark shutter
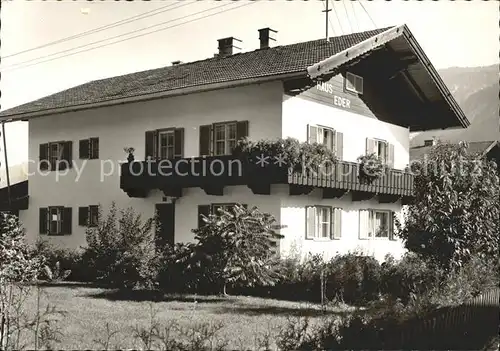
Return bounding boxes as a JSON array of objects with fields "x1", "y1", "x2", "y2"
[
  {"x1": 39, "y1": 144, "x2": 49, "y2": 171},
  {"x1": 174, "y1": 128, "x2": 184, "y2": 158},
  {"x1": 89, "y1": 205, "x2": 99, "y2": 227},
  {"x1": 79, "y1": 139, "x2": 90, "y2": 159},
  {"x1": 62, "y1": 207, "x2": 72, "y2": 235},
  {"x1": 199, "y1": 125, "x2": 212, "y2": 156},
  {"x1": 236, "y1": 121, "x2": 249, "y2": 140},
  {"x1": 78, "y1": 206, "x2": 89, "y2": 226},
  {"x1": 197, "y1": 205, "x2": 211, "y2": 228},
  {"x1": 58, "y1": 141, "x2": 73, "y2": 170},
  {"x1": 90, "y1": 138, "x2": 99, "y2": 159},
  {"x1": 145, "y1": 131, "x2": 157, "y2": 160},
  {"x1": 39, "y1": 208, "x2": 48, "y2": 234}
]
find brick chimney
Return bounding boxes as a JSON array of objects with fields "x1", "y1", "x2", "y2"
[
  {"x1": 258, "y1": 28, "x2": 277, "y2": 49},
  {"x1": 217, "y1": 37, "x2": 242, "y2": 57}
]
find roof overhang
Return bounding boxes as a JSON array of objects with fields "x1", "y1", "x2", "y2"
[
  {"x1": 0, "y1": 180, "x2": 29, "y2": 211},
  {"x1": 306, "y1": 24, "x2": 470, "y2": 132}
]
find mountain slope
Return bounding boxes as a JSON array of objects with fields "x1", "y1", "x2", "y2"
[{"x1": 410, "y1": 64, "x2": 499, "y2": 146}]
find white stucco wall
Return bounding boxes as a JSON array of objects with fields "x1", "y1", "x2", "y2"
[
  {"x1": 20, "y1": 82, "x2": 284, "y2": 248},
  {"x1": 282, "y1": 95, "x2": 410, "y2": 170}
]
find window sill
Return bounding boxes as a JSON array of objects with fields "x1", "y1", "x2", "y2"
[{"x1": 305, "y1": 238, "x2": 340, "y2": 242}]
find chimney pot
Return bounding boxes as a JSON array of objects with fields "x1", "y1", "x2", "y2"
[
  {"x1": 258, "y1": 27, "x2": 277, "y2": 49},
  {"x1": 172, "y1": 60, "x2": 182, "y2": 65},
  {"x1": 217, "y1": 37, "x2": 242, "y2": 57}
]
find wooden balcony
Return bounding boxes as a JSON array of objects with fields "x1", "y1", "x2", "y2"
[{"x1": 120, "y1": 156, "x2": 414, "y2": 202}]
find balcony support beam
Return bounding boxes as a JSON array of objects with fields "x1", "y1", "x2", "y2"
[
  {"x1": 201, "y1": 185, "x2": 224, "y2": 196},
  {"x1": 322, "y1": 188, "x2": 348, "y2": 199},
  {"x1": 248, "y1": 182, "x2": 271, "y2": 195},
  {"x1": 378, "y1": 194, "x2": 401, "y2": 204},
  {"x1": 352, "y1": 191, "x2": 376, "y2": 202},
  {"x1": 289, "y1": 185, "x2": 314, "y2": 196}
]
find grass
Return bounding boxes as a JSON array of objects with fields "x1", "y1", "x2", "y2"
[{"x1": 19, "y1": 282, "x2": 353, "y2": 349}]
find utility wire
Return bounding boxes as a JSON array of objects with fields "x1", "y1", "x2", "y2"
[
  {"x1": 1, "y1": 2, "x2": 256, "y2": 73},
  {"x1": 2, "y1": 2, "x2": 234, "y2": 71},
  {"x1": 3, "y1": 2, "x2": 192, "y2": 59},
  {"x1": 359, "y1": 0, "x2": 377, "y2": 28},
  {"x1": 330, "y1": 0, "x2": 344, "y2": 35},
  {"x1": 349, "y1": 0, "x2": 360, "y2": 32},
  {"x1": 342, "y1": 0, "x2": 353, "y2": 33}
]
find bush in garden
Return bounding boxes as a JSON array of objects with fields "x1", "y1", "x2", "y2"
[
  {"x1": 82, "y1": 203, "x2": 158, "y2": 289},
  {"x1": 189, "y1": 204, "x2": 283, "y2": 295},
  {"x1": 398, "y1": 141, "x2": 500, "y2": 269}
]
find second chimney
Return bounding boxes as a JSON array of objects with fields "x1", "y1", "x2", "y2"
[
  {"x1": 217, "y1": 37, "x2": 242, "y2": 57},
  {"x1": 258, "y1": 28, "x2": 277, "y2": 49}
]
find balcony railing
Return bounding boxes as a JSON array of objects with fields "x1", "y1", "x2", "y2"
[{"x1": 120, "y1": 156, "x2": 414, "y2": 198}]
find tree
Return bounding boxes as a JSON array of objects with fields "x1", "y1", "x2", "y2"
[
  {"x1": 190, "y1": 204, "x2": 284, "y2": 295},
  {"x1": 398, "y1": 142, "x2": 500, "y2": 268}
]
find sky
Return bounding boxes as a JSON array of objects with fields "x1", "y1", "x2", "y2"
[{"x1": 0, "y1": 0, "x2": 498, "y2": 168}]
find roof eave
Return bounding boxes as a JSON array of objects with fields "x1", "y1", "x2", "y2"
[
  {"x1": 0, "y1": 71, "x2": 306, "y2": 122},
  {"x1": 306, "y1": 24, "x2": 470, "y2": 130}
]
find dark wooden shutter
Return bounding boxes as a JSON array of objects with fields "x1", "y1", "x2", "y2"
[
  {"x1": 174, "y1": 128, "x2": 184, "y2": 158},
  {"x1": 62, "y1": 207, "x2": 72, "y2": 235},
  {"x1": 197, "y1": 205, "x2": 211, "y2": 228},
  {"x1": 89, "y1": 205, "x2": 99, "y2": 226},
  {"x1": 335, "y1": 132, "x2": 344, "y2": 160},
  {"x1": 79, "y1": 139, "x2": 90, "y2": 159},
  {"x1": 91, "y1": 138, "x2": 99, "y2": 159},
  {"x1": 236, "y1": 121, "x2": 249, "y2": 140},
  {"x1": 39, "y1": 208, "x2": 48, "y2": 234},
  {"x1": 145, "y1": 130, "x2": 157, "y2": 160},
  {"x1": 39, "y1": 144, "x2": 49, "y2": 171},
  {"x1": 199, "y1": 125, "x2": 212, "y2": 156},
  {"x1": 308, "y1": 125, "x2": 318, "y2": 144},
  {"x1": 61, "y1": 141, "x2": 73, "y2": 169},
  {"x1": 78, "y1": 206, "x2": 88, "y2": 226}
]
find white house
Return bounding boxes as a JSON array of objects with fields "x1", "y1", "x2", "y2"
[{"x1": 0, "y1": 25, "x2": 469, "y2": 261}]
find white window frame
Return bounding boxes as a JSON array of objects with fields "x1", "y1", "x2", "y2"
[
  {"x1": 213, "y1": 122, "x2": 237, "y2": 156},
  {"x1": 48, "y1": 207, "x2": 63, "y2": 235},
  {"x1": 158, "y1": 130, "x2": 175, "y2": 160},
  {"x1": 306, "y1": 206, "x2": 332, "y2": 240},
  {"x1": 316, "y1": 125, "x2": 335, "y2": 152},
  {"x1": 345, "y1": 72, "x2": 364, "y2": 94},
  {"x1": 368, "y1": 210, "x2": 391, "y2": 239},
  {"x1": 375, "y1": 139, "x2": 388, "y2": 163},
  {"x1": 49, "y1": 142, "x2": 64, "y2": 166}
]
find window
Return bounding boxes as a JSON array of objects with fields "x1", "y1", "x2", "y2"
[
  {"x1": 366, "y1": 138, "x2": 394, "y2": 166},
  {"x1": 197, "y1": 203, "x2": 246, "y2": 228},
  {"x1": 199, "y1": 121, "x2": 249, "y2": 156},
  {"x1": 79, "y1": 138, "x2": 99, "y2": 159},
  {"x1": 307, "y1": 125, "x2": 344, "y2": 160},
  {"x1": 78, "y1": 205, "x2": 99, "y2": 227},
  {"x1": 306, "y1": 206, "x2": 342, "y2": 240},
  {"x1": 39, "y1": 141, "x2": 73, "y2": 171},
  {"x1": 359, "y1": 209, "x2": 394, "y2": 240},
  {"x1": 145, "y1": 128, "x2": 184, "y2": 160},
  {"x1": 345, "y1": 72, "x2": 363, "y2": 94},
  {"x1": 39, "y1": 207, "x2": 72, "y2": 235}
]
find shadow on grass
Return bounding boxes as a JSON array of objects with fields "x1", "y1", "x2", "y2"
[
  {"x1": 37, "y1": 281, "x2": 103, "y2": 289},
  {"x1": 85, "y1": 289, "x2": 228, "y2": 303},
  {"x1": 214, "y1": 304, "x2": 350, "y2": 317}
]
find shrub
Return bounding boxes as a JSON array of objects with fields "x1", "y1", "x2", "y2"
[
  {"x1": 32, "y1": 240, "x2": 88, "y2": 282},
  {"x1": 325, "y1": 253, "x2": 382, "y2": 304},
  {"x1": 189, "y1": 204, "x2": 283, "y2": 294},
  {"x1": 399, "y1": 142, "x2": 500, "y2": 268},
  {"x1": 82, "y1": 203, "x2": 158, "y2": 289},
  {"x1": 357, "y1": 153, "x2": 385, "y2": 181}
]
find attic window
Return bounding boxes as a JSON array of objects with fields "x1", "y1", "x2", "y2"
[{"x1": 345, "y1": 72, "x2": 363, "y2": 94}]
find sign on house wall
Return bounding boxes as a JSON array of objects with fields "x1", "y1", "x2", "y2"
[{"x1": 315, "y1": 82, "x2": 351, "y2": 109}]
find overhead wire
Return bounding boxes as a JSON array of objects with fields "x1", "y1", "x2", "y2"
[
  {"x1": 1, "y1": 2, "x2": 256, "y2": 72},
  {"x1": 3, "y1": 2, "x2": 191, "y2": 59}
]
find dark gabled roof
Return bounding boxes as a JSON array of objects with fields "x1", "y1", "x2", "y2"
[
  {"x1": 410, "y1": 141, "x2": 499, "y2": 161},
  {"x1": 0, "y1": 28, "x2": 390, "y2": 119}
]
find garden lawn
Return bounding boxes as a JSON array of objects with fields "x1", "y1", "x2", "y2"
[{"x1": 20, "y1": 282, "x2": 353, "y2": 349}]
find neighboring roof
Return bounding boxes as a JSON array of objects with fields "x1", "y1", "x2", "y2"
[
  {"x1": 410, "y1": 141, "x2": 499, "y2": 161},
  {"x1": 0, "y1": 27, "x2": 389, "y2": 119},
  {"x1": 0, "y1": 180, "x2": 29, "y2": 211}
]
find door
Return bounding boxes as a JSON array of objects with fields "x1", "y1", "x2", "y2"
[{"x1": 155, "y1": 203, "x2": 175, "y2": 248}]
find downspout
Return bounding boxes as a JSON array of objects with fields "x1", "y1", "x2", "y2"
[{"x1": 1, "y1": 121, "x2": 12, "y2": 209}]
